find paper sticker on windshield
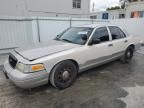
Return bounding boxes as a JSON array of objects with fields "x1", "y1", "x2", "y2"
[{"x1": 78, "y1": 31, "x2": 88, "y2": 35}]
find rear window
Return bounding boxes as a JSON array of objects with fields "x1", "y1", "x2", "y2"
[{"x1": 109, "y1": 26, "x2": 126, "y2": 40}]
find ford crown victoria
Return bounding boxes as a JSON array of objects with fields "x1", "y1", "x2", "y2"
[{"x1": 3, "y1": 24, "x2": 141, "y2": 89}]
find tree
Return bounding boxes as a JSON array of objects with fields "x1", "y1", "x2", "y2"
[
  {"x1": 107, "y1": 6, "x2": 121, "y2": 11},
  {"x1": 106, "y1": 0, "x2": 130, "y2": 11}
]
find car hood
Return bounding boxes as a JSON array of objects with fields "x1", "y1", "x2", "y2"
[{"x1": 15, "y1": 40, "x2": 80, "y2": 61}]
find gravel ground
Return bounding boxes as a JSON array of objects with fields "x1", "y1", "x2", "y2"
[{"x1": 0, "y1": 50, "x2": 144, "y2": 108}]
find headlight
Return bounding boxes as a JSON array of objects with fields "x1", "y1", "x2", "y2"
[
  {"x1": 16, "y1": 62, "x2": 26, "y2": 72},
  {"x1": 16, "y1": 62, "x2": 45, "y2": 73}
]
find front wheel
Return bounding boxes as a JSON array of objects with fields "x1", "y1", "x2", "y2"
[
  {"x1": 120, "y1": 46, "x2": 134, "y2": 63},
  {"x1": 50, "y1": 61, "x2": 77, "y2": 89}
]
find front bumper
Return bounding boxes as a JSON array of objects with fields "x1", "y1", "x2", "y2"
[{"x1": 3, "y1": 60, "x2": 49, "y2": 89}]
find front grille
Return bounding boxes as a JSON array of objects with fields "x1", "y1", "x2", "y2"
[{"x1": 9, "y1": 54, "x2": 18, "y2": 69}]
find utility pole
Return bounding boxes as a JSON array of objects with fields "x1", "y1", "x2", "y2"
[
  {"x1": 92, "y1": 2, "x2": 95, "y2": 12},
  {"x1": 120, "y1": 0, "x2": 129, "y2": 9}
]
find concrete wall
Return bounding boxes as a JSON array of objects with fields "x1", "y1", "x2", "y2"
[
  {"x1": 108, "y1": 9, "x2": 126, "y2": 19},
  {"x1": 26, "y1": 0, "x2": 90, "y2": 17},
  {"x1": 0, "y1": 0, "x2": 90, "y2": 18},
  {"x1": 0, "y1": 0, "x2": 26, "y2": 16}
]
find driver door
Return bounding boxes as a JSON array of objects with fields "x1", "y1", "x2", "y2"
[{"x1": 81, "y1": 26, "x2": 113, "y2": 69}]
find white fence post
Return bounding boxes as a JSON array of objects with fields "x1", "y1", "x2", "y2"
[
  {"x1": 70, "y1": 18, "x2": 72, "y2": 27},
  {"x1": 36, "y1": 18, "x2": 41, "y2": 43}
]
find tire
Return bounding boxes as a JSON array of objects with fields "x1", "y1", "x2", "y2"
[
  {"x1": 120, "y1": 46, "x2": 134, "y2": 63},
  {"x1": 50, "y1": 61, "x2": 77, "y2": 89}
]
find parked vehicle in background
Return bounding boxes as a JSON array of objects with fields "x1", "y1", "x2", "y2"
[{"x1": 3, "y1": 24, "x2": 141, "y2": 89}]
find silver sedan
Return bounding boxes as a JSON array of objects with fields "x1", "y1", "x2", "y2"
[{"x1": 3, "y1": 24, "x2": 141, "y2": 89}]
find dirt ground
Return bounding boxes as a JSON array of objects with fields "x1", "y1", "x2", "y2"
[{"x1": 0, "y1": 50, "x2": 144, "y2": 108}]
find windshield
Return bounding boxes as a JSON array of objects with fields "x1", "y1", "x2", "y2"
[{"x1": 55, "y1": 27, "x2": 94, "y2": 45}]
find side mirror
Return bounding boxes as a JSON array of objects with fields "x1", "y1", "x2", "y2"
[
  {"x1": 55, "y1": 34, "x2": 59, "y2": 38},
  {"x1": 88, "y1": 39, "x2": 101, "y2": 45},
  {"x1": 81, "y1": 35, "x2": 88, "y2": 41}
]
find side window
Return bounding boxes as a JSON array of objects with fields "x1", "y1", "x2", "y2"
[
  {"x1": 109, "y1": 26, "x2": 126, "y2": 40},
  {"x1": 92, "y1": 27, "x2": 109, "y2": 42},
  {"x1": 119, "y1": 28, "x2": 126, "y2": 38}
]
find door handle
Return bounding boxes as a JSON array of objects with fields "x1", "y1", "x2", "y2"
[
  {"x1": 108, "y1": 44, "x2": 113, "y2": 47},
  {"x1": 124, "y1": 40, "x2": 128, "y2": 43}
]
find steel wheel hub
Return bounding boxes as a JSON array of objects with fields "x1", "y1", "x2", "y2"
[
  {"x1": 127, "y1": 51, "x2": 131, "y2": 58},
  {"x1": 62, "y1": 71, "x2": 70, "y2": 80}
]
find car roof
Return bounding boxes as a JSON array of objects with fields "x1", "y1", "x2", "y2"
[{"x1": 74, "y1": 24, "x2": 118, "y2": 28}]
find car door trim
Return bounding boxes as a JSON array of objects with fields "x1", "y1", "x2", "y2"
[{"x1": 79, "y1": 51, "x2": 124, "y2": 72}]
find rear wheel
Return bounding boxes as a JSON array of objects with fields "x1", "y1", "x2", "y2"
[
  {"x1": 120, "y1": 46, "x2": 134, "y2": 63},
  {"x1": 50, "y1": 61, "x2": 77, "y2": 89}
]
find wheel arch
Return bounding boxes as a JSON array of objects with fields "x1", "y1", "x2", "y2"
[
  {"x1": 128, "y1": 44, "x2": 135, "y2": 50},
  {"x1": 48, "y1": 59, "x2": 79, "y2": 81},
  {"x1": 67, "y1": 59, "x2": 79, "y2": 72}
]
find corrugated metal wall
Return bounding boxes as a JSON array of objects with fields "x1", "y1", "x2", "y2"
[
  {"x1": 37, "y1": 17, "x2": 70, "y2": 41},
  {"x1": 0, "y1": 17, "x2": 143, "y2": 54},
  {"x1": 34, "y1": 17, "x2": 109, "y2": 42},
  {"x1": 0, "y1": 17, "x2": 33, "y2": 50}
]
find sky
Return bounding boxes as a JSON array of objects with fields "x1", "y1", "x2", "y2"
[{"x1": 90, "y1": 0, "x2": 120, "y2": 12}]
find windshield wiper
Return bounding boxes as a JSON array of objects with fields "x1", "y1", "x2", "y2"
[{"x1": 61, "y1": 39, "x2": 73, "y2": 43}]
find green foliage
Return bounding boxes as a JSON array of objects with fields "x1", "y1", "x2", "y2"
[{"x1": 107, "y1": 6, "x2": 121, "y2": 11}]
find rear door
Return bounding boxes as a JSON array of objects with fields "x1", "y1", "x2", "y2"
[
  {"x1": 108, "y1": 26, "x2": 129, "y2": 57},
  {"x1": 81, "y1": 26, "x2": 113, "y2": 69}
]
